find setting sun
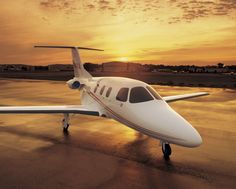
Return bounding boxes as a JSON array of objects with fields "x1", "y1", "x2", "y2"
[{"x1": 120, "y1": 57, "x2": 129, "y2": 62}]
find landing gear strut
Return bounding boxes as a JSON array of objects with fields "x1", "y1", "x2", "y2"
[
  {"x1": 62, "y1": 113, "x2": 70, "y2": 132},
  {"x1": 161, "y1": 142, "x2": 172, "y2": 160}
]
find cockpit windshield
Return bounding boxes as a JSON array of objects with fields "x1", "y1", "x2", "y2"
[
  {"x1": 129, "y1": 87, "x2": 154, "y2": 103},
  {"x1": 146, "y1": 86, "x2": 162, "y2": 100}
]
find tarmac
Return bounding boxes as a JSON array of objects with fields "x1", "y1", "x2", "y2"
[{"x1": 0, "y1": 79, "x2": 235, "y2": 189}]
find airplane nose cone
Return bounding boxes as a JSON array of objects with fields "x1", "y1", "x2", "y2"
[
  {"x1": 148, "y1": 101, "x2": 203, "y2": 147},
  {"x1": 164, "y1": 108, "x2": 203, "y2": 147},
  {"x1": 167, "y1": 109, "x2": 203, "y2": 147},
  {"x1": 185, "y1": 127, "x2": 202, "y2": 147},
  {"x1": 127, "y1": 101, "x2": 203, "y2": 148}
]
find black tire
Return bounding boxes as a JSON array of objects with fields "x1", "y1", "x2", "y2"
[
  {"x1": 63, "y1": 124, "x2": 69, "y2": 132},
  {"x1": 162, "y1": 143, "x2": 172, "y2": 159}
]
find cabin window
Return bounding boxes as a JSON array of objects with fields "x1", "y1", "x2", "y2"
[
  {"x1": 116, "y1": 88, "x2": 129, "y2": 102},
  {"x1": 94, "y1": 85, "x2": 98, "y2": 93},
  {"x1": 100, "y1": 86, "x2": 105, "y2": 95},
  {"x1": 146, "y1": 86, "x2": 162, "y2": 100},
  {"x1": 129, "y1": 86, "x2": 154, "y2": 103},
  {"x1": 106, "y1": 87, "x2": 112, "y2": 97}
]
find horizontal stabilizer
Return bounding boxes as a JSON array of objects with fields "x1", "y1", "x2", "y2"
[{"x1": 34, "y1": 45, "x2": 104, "y2": 51}]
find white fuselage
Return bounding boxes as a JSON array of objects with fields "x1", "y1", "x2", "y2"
[{"x1": 80, "y1": 77, "x2": 202, "y2": 147}]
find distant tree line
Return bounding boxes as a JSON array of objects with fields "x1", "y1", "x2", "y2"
[
  {"x1": 83, "y1": 62, "x2": 236, "y2": 73},
  {"x1": 1, "y1": 62, "x2": 236, "y2": 73}
]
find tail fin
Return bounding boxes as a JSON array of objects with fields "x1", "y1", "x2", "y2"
[{"x1": 34, "y1": 45, "x2": 103, "y2": 79}]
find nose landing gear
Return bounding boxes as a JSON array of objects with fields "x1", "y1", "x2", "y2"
[
  {"x1": 62, "y1": 113, "x2": 70, "y2": 132},
  {"x1": 161, "y1": 142, "x2": 172, "y2": 160}
]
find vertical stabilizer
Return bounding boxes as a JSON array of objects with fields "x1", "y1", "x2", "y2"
[{"x1": 71, "y1": 47, "x2": 91, "y2": 78}]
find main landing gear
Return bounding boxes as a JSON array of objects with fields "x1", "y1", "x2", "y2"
[
  {"x1": 161, "y1": 142, "x2": 172, "y2": 160},
  {"x1": 62, "y1": 113, "x2": 70, "y2": 132}
]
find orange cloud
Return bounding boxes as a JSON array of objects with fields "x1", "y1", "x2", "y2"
[{"x1": 0, "y1": 0, "x2": 235, "y2": 65}]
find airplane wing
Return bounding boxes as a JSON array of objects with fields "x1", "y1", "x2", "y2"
[
  {"x1": 163, "y1": 92, "x2": 209, "y2": 103},
  {"x1": 0, "y1": 105, "x2": 99, "y2": 116}
]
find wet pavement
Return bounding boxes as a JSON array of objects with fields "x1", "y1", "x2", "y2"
[{"x1": 0, "y1": 79, "x2": 235, "y2": 189}]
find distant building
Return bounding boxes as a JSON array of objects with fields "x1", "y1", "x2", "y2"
[
  {"x1": 127, "y1": 63, "x2": 143, "y2": 72},
  {"x1": 196, "y1": 67, "x2": 204, "y2": 72},
  {"x1": 157, "y1": 68, "x2": 172, "y2": 72},
  {"x1": 0, "y1": 65, "x2": 3, "y2": 72},
  {"x1": 188, "y1": 64, "x2": 229, "y2": 73},
  {"x1": 34, "y1": 65, "x2": 48, "y2": 71},
  {"x1": 204, "y1": 66, "x2": 229, "y2": 73},
  {"x1": 102, "y1": 62, "x2": 143, "y2": 72},
  {"x1": 102, "y1": 62, "x2": 127, "y2": 72},
  {"x1": 0, "y1": 64, "x2": 34, "y2": 72},
  {"x1": 48, "y1": 64, "x2": 73, "y2": 72},
  {"x1": 84, "y1": 63, "x2": 101, "y2": 72}
]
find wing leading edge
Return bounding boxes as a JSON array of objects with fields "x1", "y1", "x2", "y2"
[
  {"x1": 163, "y1": 92, "x2": 209, "y2": 103},
  {"x1": 0, "y1": 105, "x2": 99, "y2": 116}
]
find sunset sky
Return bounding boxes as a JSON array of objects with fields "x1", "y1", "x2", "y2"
[{"x1": 0, "y1": 0, "x2": 236, "y2": 65}]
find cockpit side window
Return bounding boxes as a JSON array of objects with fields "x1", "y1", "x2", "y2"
[
  {"x1": 116, "y1": 88, "x2": 129, "y2": 102},
  {"x1": 129, "y1": 86, "x2": 154, "y2": 103},
  {"x1": 100, "y1": 85, "x2": 105, "y2": 95},
  {"x1": 146, "y1": 86, "x2": 162, "y2": 100}
]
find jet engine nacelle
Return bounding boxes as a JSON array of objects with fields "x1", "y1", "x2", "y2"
[{"x1": 67, "y1": 79, "x2": 83, "y2": 90}]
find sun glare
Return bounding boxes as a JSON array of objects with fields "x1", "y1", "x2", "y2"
[{"x1": 120, "y1": 57, "x2": 128, "y2": 62}]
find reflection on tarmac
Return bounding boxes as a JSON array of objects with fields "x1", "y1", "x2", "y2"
[
  {"x1": 0, "y1": 79, "x2": 235, "y2": 189},
  {"x1": 0, "y1": 125, "x2": 210, "y2": 180}
]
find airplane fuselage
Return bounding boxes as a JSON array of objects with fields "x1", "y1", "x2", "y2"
[{"x1": 80, "y1": 77, "x2": 202, "y2": 147}]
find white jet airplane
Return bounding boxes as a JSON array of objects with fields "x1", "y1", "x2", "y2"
[{"x1": 0, "y1": 46, "x2": 209, "y2": 159}]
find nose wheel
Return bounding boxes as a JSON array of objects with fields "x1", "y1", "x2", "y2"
[
  {"x1": 162, "y1": 142, "x2": 172, "y2": 159},
  {"x1": 62, "y1": 113, "x2": 70, "y2": 132}
]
